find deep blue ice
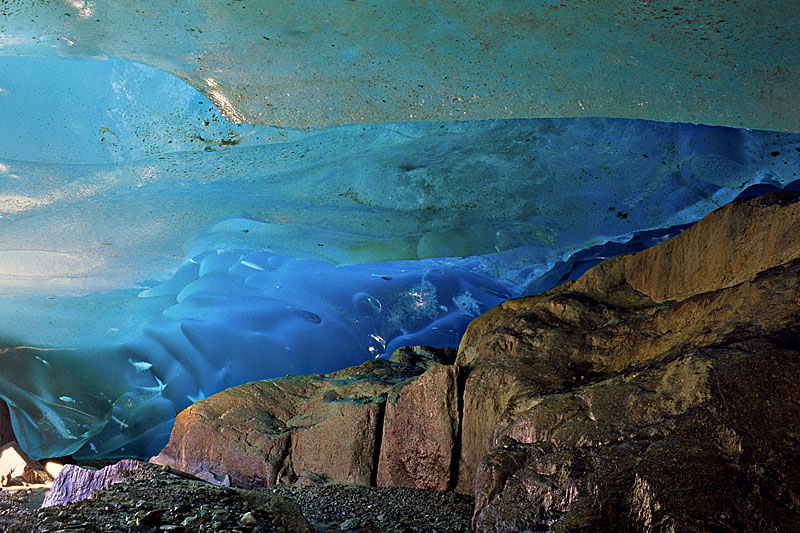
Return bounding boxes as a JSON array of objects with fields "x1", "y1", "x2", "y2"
[{"x1": 0, "y1": 57, "x2": 798, "y2": 458}]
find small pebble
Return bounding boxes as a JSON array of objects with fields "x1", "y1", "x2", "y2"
[
  {"x1": 137, "y1": 508, "x2": 166, "y2": 526},
  {"x1": 181, "y1": 514, "x2": 199, "y2": 525},
  {"x1": 240, "y1": 511, "x2": 258, "y2": 526},
  {"x1": 339, "y1": 517, "x2": 360, "y2": 530}
]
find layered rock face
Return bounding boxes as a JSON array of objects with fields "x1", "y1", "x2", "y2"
[
  {"x1": 154, "y1": 191, "x2": 800, "y2": 531},
  {"x1": 460, "y1": 191, "x2": 800, "y2": 531}
]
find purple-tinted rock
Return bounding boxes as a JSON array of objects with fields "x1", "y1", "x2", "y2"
[{"x1": 42, "y1": 458, "x2": 146, "y2": 507}]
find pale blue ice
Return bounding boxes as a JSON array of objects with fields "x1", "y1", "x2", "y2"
[{"x1": 0, "y1": 57, "x2": 798, "y2": 458}]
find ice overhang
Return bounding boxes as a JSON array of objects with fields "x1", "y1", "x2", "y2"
[{"x1": 0, "y1": 0, "x2": 797, "y2": 132}]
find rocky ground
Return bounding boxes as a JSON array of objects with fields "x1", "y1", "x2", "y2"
[
  {"x1": 0, "y1": 460, "x2": 473, "y2": 532},
  {"x1": 266, "y1": 484, "x2": 473, "y2": 532}
]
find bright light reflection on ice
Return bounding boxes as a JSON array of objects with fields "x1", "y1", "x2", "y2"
[{"x1": 0, "y1": 56, "x2": 797, "y2": 459}]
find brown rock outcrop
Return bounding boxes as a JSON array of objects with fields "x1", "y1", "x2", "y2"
[
  {"x1": 152, "y1": 347, "x2": 458, "y2": 490},
  {"x1": 456, "y1": 191, "x2": 800, "y2": 530},
  {"x1": 376, "y1": 363, "x2": 460, "y2": 490},
  {"x1": 470, "y1": 338, "x2": 800, "y2": 531},
  {"x1": 153, "y1": 191, "x2": 800, "y2": 531}
]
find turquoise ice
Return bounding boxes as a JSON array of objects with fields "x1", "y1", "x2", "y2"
[{"x1": 0, "y1": 2, "x2": 797, "y2": 458}]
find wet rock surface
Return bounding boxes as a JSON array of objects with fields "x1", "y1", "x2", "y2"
[{"x1": 0, "y1": 460, "x2": 473, "y2": 532}]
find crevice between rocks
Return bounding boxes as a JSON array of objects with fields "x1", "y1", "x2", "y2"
[
  {"x1": 276, "y1": 432, "x2": 294, "y2": 485},
  {"x1": 370, "y1": 397, "x2": 387, "y2": 487},
  {"x1": 448, "y1": 366, "x2": 468, "y2": 492}
]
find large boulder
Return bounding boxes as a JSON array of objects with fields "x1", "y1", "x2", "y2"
[
  {"x1": 470, "y1": 338, "x2": 800, "y2": 531},
  {"x1": 152, "y1": 191, "x2": 800, "y2": 531},
  {"x1": 151, "y1": 347, "x2": 458, "y2": 489},
  {"x1": 457, "y1": 192, "x2": 800, "y2": 530}
]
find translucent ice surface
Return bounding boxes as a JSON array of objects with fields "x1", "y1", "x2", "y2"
[
  {"x1": 0, "y1": 56, "x2": 798, "y2": 458},
  {"x1": 0, "y1": 1, "x2": 797, "y2": 130},
  {"x1": 1, "y1": 251, "x2": 515, "y2": 458}
]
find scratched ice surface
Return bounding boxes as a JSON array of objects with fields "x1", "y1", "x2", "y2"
[{"x1": 0, "y1": 57, "x2": 798, "y2": 458}]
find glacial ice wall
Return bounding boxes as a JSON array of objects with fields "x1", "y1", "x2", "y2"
[
  {"x1": 0, "y1": 56, "x2": 799, "y2": 458},
  {"x1": 0, "y1": 0, "x2": 797, "y2": 131}
]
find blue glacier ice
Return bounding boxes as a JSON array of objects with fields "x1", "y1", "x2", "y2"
[{"x1": 0, "y1": 56, "x2": 798, "y2": 459}]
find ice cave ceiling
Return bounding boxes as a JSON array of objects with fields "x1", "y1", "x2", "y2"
[
  {"x1": 0, "y1": 1, "x2": 797, "y2": 459},
  {"x1": 1, "y1": 0, "x2": 798, "y2": 130}
]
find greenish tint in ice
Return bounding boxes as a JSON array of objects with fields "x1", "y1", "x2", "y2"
[
  {"x1": 0, "y1": 1, "x2": 797, "y2": 131},
  {"x1": 0, "y1": 56, "x2": 798, "y2": 459}
]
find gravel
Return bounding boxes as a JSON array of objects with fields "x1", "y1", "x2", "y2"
[
  {"x1": 0, "y1": 461, "x2": 474, "y2": 532},
  {"x1": 267, "y1": 483, "x2": 473, "y2": 532}
]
